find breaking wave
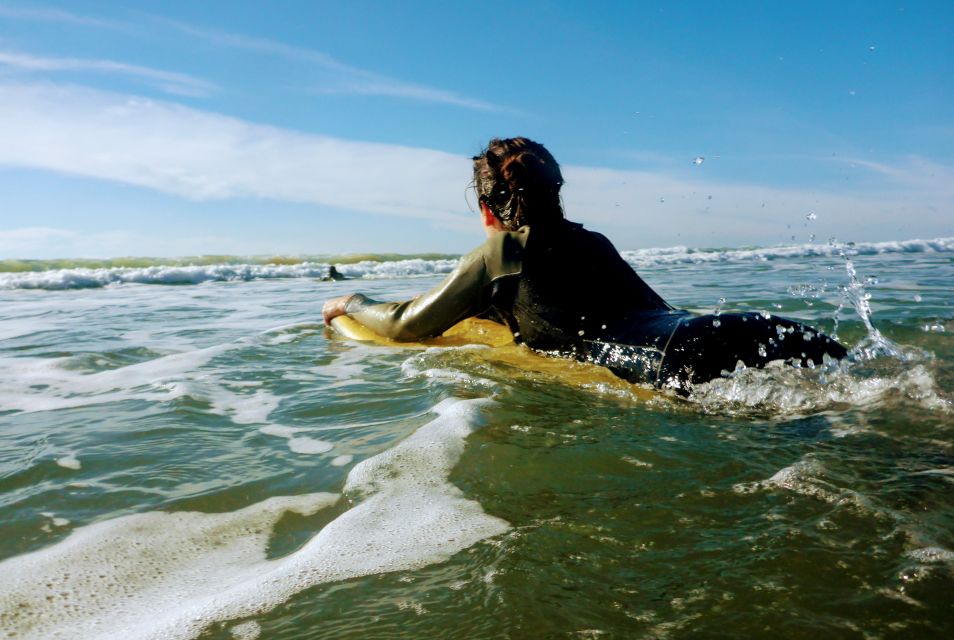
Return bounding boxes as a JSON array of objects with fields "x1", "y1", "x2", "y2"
[{"x1": 2, "y1": 237, "x2": 950, "y2": 290}]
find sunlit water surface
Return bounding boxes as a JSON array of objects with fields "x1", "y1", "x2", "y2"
[{"x1": 0, "y1": 247, "x2": 951, "y2": 639}]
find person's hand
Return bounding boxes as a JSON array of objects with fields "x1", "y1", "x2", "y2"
[{"x1": 323, "y1": 294, "x2": 353, "y2": 326}]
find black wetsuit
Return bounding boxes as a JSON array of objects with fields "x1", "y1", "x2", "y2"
[{"x1": 345, "y1": 221, "x2": 846, "y2": 393}]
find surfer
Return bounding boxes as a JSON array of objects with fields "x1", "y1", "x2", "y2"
[
  {"x1": 322, "y1": 266, "x2": 347, "y2": 281},
  {"x1": 323, "y1": 137, "x2": 847, "y2": 393}
]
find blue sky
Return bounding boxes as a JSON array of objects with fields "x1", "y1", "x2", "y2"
[{"x1": 0, "y1": 0, "x2": 951, "y2": 258}]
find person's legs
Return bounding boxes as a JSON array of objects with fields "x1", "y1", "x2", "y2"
[{"x1": 658, "y1": 313, "x2": 847, "y2": 390}]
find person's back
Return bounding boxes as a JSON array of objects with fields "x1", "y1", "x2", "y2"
[{"x1": 498, "y1": 221, "x2": 671, "y2": 351}]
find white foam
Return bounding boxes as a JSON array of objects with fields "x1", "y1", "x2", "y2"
[
  {"x1": 0, "y1": 342, "x2": 237, "y2": 414},
  {"x1": 0, "y1": 398, "x2": 508, "y2": 640},
  {"x1": 0, "y1": 258, "x2": 459, "y2": 291},
  {"x1": 40, "y1": 513, "x2": 71, "y2": 528},
  {"x1": 286, "y1": 437, "x2": 334, "y2": 455},
  {"x1": 4, "y1": 237, "x2": 949, "y2": 290},
  {"x1": 208, "y1": 388, "x2": 282, "y2": 425},
  {"x1": 904, "y1": 546, "x2": 954, "y2": 564},
  {"x1": 258, "y1": 425, "x2": 301, "y2": 438},
  {"x1": 619, "y1": 237, "x2": 954, "y2": 268},
  {"x1": 0, "y1": 263, "x2": 331, "y2": 290},
  {"x1": 260, "y1": 425, "x2": 336, "y2": 456},
  {"x1": 55, "y1": 455, "x2": 81, "y2": 470},
  {"x1": 689, "y1": 362, "x2": 950, "y2": 416},
  {"x1": 330, "y1": 455, "x2": 353, "y2": 467},
  {"x1": 229, "y1": 621, "x2": 261, "y2": 640}
]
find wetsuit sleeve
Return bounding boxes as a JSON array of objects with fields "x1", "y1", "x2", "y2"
[{"x1": 343, "y1": 230, "x2": 526, "y2": 341}]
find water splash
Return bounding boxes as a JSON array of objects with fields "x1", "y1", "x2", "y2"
[{"x1": 835, "y1": 242, "x2": 902, "y2": 360}]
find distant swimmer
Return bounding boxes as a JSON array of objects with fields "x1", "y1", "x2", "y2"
[
  {"x1": 321, "y1": 266, "x2": 347, "y2": 282},
  {"x1": 323, "y1": 137, "x2": 847, "y2": 394}
]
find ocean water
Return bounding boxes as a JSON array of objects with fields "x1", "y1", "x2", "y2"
[{"x1": 0, "y1": 238, "x2": 951, "y2": 639}]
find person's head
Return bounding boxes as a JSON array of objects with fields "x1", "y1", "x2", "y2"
[{"x1": 473, "y1": 137, "x2": 564, "y2": 232}]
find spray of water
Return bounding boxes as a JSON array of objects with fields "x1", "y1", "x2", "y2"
[{"x1": 833, "y1": 241, "x2": 906, "y2": 361}]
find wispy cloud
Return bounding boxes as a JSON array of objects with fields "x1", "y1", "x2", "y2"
[
  {"x1": 559, "y1": 164, "x2": 951, "y2": 248},
  {"x1": 837, "y1": 156, "x2": 954, "y2": 195},
  {"x1": 0, "y1": 82, "x2": 471, "y2": 225},
  {"x1": 0, "y1": 50, "x2": 217, "y2": 97},
  {"x1": 0, "y1": 82, "x2": 949, "y2": 249},
  {"x1": 0, "y1": 3, "x2": 128, "y2": 30},
  {"x1": 1, "y1": 5, "x2": 509, "y2": 111},
  {"x1": 150, "y1": 16, "x2": 509, "y2": 112},
  {"x1": 0, "y1": 226, "x2": 258, "y2": 258},
  {"x1": 315, "y1": 80, "x2": 502, "y2": 112},
  {"x1": 0, "y1": 227, "x2": 76, "y2": 255}
]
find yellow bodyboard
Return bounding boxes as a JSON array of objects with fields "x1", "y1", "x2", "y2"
[
  {"x1": 330, "y1": 316, "x2": 513, "y2": 348},
  {"x1": 330, "y1": 315, "x2": 653, "y2": 398}
]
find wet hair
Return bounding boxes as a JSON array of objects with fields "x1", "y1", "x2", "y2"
[{"x1": 473, "y1": 137, "x2": 564, "y2": 230}]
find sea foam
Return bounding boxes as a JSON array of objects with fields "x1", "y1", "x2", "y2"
[
  {"x1": 2, "y1": 237, "x2": 949, "y2": 290},
  {"x1": 0, "y1": 398, "x2": 509, "y2": 640}
]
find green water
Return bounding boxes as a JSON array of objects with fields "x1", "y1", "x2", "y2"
[{"x1": 0, "y1": 250, "x2": 951, "y2": 639}]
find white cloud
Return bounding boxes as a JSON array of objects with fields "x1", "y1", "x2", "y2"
[
  {"x1": 0, "y1": 3, "x2": 127, "y2": 30},
  {"x1": 0, "y1": 227, "x2": 75, "y2": 254},
  {"x1": 0, "y1": 82, "x2": 471, "y2": 225},
  {"x1": 150, "y1": 16, "x2": 509, "y2": 112},
  {"x1": 562, "y1": 162, "x2": 952, "y2": 248},
  {"x1": 0, "y1": 50, "x2": 217, "y2": 97},
  {"x1": 0, "y1": 226, "x2": 257, "y2": 259},
  {"x1": 837, "y1": 156, "x2": 954, "y2": 195},
  {"x1": 0, "y1": 82, "x2": 950, "y2": 251},
  {"x1": 314, "y1": 80, "x2": 506, "y2": 113}
]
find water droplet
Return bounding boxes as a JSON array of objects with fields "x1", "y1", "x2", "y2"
[
  {"x1": 847, "y1": 241, "x2": 856, "y2": 248},
  {"x1": 712, "y1": 319, "x2": 721, "y2": 328},
  {"x1": 758, "y1": 344, "x2": 767, "y2": 358},
  {"x1": 659, "y1": 197, "x2": 665, "y2": 203},
  {"x1": 914, "y1": 294, "x2": 922, "y2": 303},
  {"x1": 864, "y1": 275, "x2": 878, "y2": 285},
  {"x1": 578, "y1": 330, "x2": 585, "y2": 336},
  {"x1": 601, "y1": 324, "x2": 607, "y2": 330},
  {"x1": 806, "y1": 212, "x2": 817, "y2": 221},
  {"x1": 718, "y1": 297, "x2": 726, "y2": 304},
  {"x1": 868, "y1": 45, "x2": 876, "y2": 52},
  {"x1": 707, "y1": 194, "x2": 713, "y2": 200},
  {"x1": 692, "y1": 156, "x2": 704, "y2": 165},
  {"x1": 809, "y1": 233, "x2": 816, "y2": 242}
]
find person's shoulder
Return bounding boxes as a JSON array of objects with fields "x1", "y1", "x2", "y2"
[
  {"x1": 476, "y1": 228, "x2": 528, "y2": 280},
  {"x1": 572, "y1": 222, "x2": 617, "y2": 250}
]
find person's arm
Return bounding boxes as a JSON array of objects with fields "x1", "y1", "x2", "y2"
[
  {"x1": 344, "y1": 249, "x2": 492, "y2": 340},
  {"x1": 323, "y1": 230, "x2": 526, "y2": 341}
]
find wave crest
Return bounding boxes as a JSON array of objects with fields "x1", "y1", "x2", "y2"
[{"x1": 2, "y1": 237, "x2": 950, "y2": 291}]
